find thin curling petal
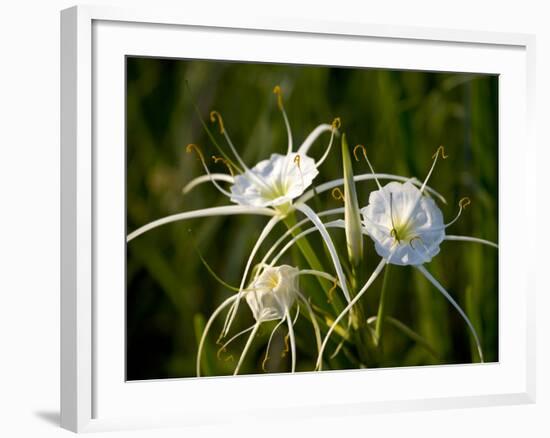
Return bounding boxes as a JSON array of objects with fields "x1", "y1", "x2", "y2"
[
  {"x1": 444, "y1": 235, "x2": 499, "y2": 249},
  {"x1": 127, "y1": 205, "x2": 276, "y2": 242},
  {"x1": 182, "y1": 173, "x2": 234, "y2": 195},
  {"x1": 297, "y1": 123, "x2": 333, "y2": 156},
  {"x1": 269, "y1": 219, "x2": 344, "y2": 267},
  {"x1": 316, "y1": 258, "x2": 388, "y2": 370},
  {"x1": 196, "y1": 295, "x2": 238, "y2": 377},
  {"x1": 254, "y1": 208, "x2": 344, "y2": 281},
  {"x1": 416, "y1": 265, "x2": 484, "y2": 363},
  {"x1": 295, "y1": 203, "x2": 351, "y2": 302}
]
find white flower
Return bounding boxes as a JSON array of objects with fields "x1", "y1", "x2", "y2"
[
  {"x1": 316, "y1": 146, "x2": 498, "y2": 369},
  {"x1": 196, "y1": 264, "x2": 328, "y2": 376},
  {"x1": 230, "y1": 153, "x2": 318, "y2": 208},
  {"x1": 246, "y1": 265, "x2": 299, "y2": 321},
  {"x1": 362, "y1": 181, "x2": 445, "y2": 266}
]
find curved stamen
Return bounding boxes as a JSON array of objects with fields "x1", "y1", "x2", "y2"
[
  {"x1": 327, "y1": 278, "x2": 338, "y2": 304},
  {"x1": 402, "y1": 146, "x2": 449, "y2": 229},
  {"x1": 316, "y1": 117, "x2": 341, "y2": 168},
  {"x1": 420, "y1": 145, "x2": 448, "y2": 194},
  {"x1": 430, "y1": 197, "x2": 471, "y2": 232},
  {"x1": 186, "y1": 144, "x2": 233, "y2": 198},
  {"x1": 298, "y1": 269, "x2": 338, "y2": 284},
  {"x1": 216, "y1": 324, "x2": 256, "y2": 360},
  {"x1": 233, "y1": 321, "x2": 262, "y2": 375},
  {"x1": 212, "y1": 155, "x2": 236, "y2": 177},
  {"x1": 294, "y1": 154, "x2": 305, "y2": 192},
  {"x1": 445, "y1": 197, "x2": 470, "y2": 228},
  {"x1": 353, "y1": 144, "x2": 383, "y2": 191},
  {"x1": 273, "y1": 85, "x2": 293, "y2": 154},
  {"x1": 196, "y1": 295, "x2": 238, "y2": 377},
  {"x1": 210, "y1": 110, "x2": 271, "y2": 191},
  {"x1": 262, "y1": 318, "x2": 287, "y2": 372}
]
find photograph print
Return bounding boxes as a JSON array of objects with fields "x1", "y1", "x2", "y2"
[{"x1": 125, "y1": 57, "x2": 498, "y2": 380}]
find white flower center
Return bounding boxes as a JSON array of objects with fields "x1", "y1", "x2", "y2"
[
  {"x1": 362, "y1": 181, "x2": 445, "y2": 266},
  {"x1": 246, "y1": 265, "x2": 299, "y2": 321}
]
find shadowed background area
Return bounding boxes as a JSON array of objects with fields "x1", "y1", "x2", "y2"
[{"x1": 126, "y1": 57, "x2": 498, "y2": 380}]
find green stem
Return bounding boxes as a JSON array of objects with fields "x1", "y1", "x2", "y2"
[
  {"x1": 283, "y1": 214, "x2": 327, "y2": 287},
  {"x1": 374, "y1": 264, "x2": 391, "y2": 346}
]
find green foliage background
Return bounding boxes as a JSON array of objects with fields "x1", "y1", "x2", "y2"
[{"x1": 126, "y1": 57, "x2": 498, "y2": 380}]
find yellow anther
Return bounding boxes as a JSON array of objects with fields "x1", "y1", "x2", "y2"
[
  {"x1": 432, "y1": 145, "x2": 449, "y2": 160},
  {"x1": 331, "y1": 187, "x2": 345, "y2": 202},
  {"x1": 262, "y1": 354, "x2": 270, "y2": 372},
  {"x1": 409, "y1": 235, "x2": 422, "y2": 250},
  {"x1": 459, "y1": 197, "x2": 471, "y2": 209},
  {"x1": 294, "y1": 154, "x2": 301, "y2": 168},
  {"x1": 212, "y1": 155, "x2": 235, "y2": 177},
  {"x1": 353, "y1": 144, "x2": 368, "y2": 162},
  {"x1": 273, "y1": 85, "x2": 284, "y2": 110},
  {"x1": 327, "y1": 279, "x2": 338, "y2": 304},
  {"x1": 209, "y1": 110, "x2": 225, "y2": 134},
  {"x1": 186, "y1": 143, "x2": 205, "y2": 162},
  {"x1": 332, "y1": 117, "x2": 341, "y2": 129},
  {"x1": 281, "y1": 334, "x2": 290, "y2": 358},
  {"x1": 216, "y1": 347, "x2": 227, "y2": 360}
]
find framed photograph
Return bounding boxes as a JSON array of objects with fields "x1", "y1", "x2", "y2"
[{"x1": 61, "y1": 5, "x2": 536, "y2": 433}]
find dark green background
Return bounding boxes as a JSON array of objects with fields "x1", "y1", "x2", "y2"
[{"x1": 126, "y1": 57, "x2": 498, "y2": 380}]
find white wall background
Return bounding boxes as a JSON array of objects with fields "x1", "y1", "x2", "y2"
[{"x1": 0, "y1": 1, "x2": 546, "y2": 436}]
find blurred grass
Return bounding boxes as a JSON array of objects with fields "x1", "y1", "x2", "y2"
[{"x1": 126, "y1": 57, "x2": 498, "y2": 380}]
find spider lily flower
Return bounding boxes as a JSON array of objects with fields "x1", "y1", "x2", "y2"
[
  {"x1": 185, "y1": 86, "x2": 341, "y2": 215},
  {"x1": 127, "y1": 87, "x2": 345, "y2": 340},
  {"x1": 196, "y1": 264, "x2": 325, "y2": 376},
  {"x1": 316, "y1": 146, "x2": 498, "y2": 369}
]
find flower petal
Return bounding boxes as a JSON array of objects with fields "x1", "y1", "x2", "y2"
[
  {"x1": 127, "y1": 205, "x2": 276, "y2": 242},
  {"x1": 182, "y1": 173, "x2": 234, "y2": 194},
  {"x1": 444, "y1": 235, "x2": 498, "y2": 249},
  {"x1": 416, "y1": 264, "x2": 484, "y2": 363}
]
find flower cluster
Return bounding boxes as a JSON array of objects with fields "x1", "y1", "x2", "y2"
[{"x1": 127, "y1": 86, "x2": 498, "y2": 376}]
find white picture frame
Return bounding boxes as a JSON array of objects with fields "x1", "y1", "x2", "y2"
[{"x1": 60, "y1": 4, "x2": 536, "y2": 433}]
